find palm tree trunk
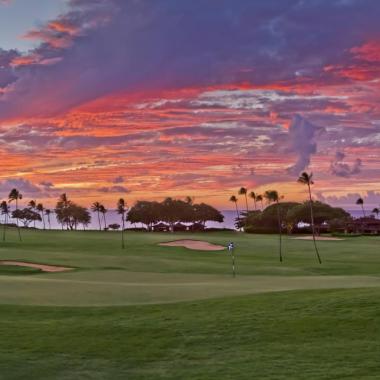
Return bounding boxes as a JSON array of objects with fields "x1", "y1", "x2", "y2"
[
  {"x1": 103, "y1": 214, "x2": 107, "y2": 230},
  {"x1": 97, "y1": 211, "x2": 101, "y2": 231},
  {"x1": 41, "y1": 213, "x2": 46, "y2": 230},
  {"x1": 253, "y1": 199, "x2": 257, "y2": 211},
  {"x1": 16, "y1": 199, "x2": 21, "y2": 241},
  {"x1": 361, "y1": 205, "x2": 366, "y2": 218},
  {"x1": 244, "y1": 194, "x2": 249, "y2": 214},
  {"x1": 121, "y1": 213, "x2": 125, "y2": 249},
  {"x1": 3, "y1": 213, "x2": 7, "y2": 241},
  {"x1": 308, "y1": 184, "x2": 322, "y2": 264},
  {"x1": 48, "y1": 215, "x2": 51, "y2": 230},
  {"x1": 276, "y1": 201, "x2": 283, "y2": 262}
]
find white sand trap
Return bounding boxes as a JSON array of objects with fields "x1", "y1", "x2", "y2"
[
  {"x1": 0, "y1": 261, "x2": 73, "y2": 273},
  {"x1": 291, "y1": 236, "x2": 344, "y2": 241},
  {"x1": 159, "y1": 239, "x2": 226, "y2": 251}
]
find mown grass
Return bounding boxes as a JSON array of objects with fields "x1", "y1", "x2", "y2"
[
  {"x1": 0, "y1": 228, "x2": 379, "y2": 379},
  {"x1": 1, "y1": 288, "x2": 380, "y2": 379}
]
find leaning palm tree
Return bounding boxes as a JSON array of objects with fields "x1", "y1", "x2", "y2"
[
  {"x1": 117, "y1": 198, "x2": 127, "y2": 249},
  {"x1": 238, "y1": 187, "x2": 249, "y2": 214},
  {"x1": 9, "y1": 188, "x2": 22, "y2": 241},
  {"x1": 45, "y1": 209, "x2": 52, "y2": 229},
  {"x1": 249, "y1": 191, "x2": 257, "y2": 210},
  {"x1": 1, "y1": 200, "x2": 10, "y2": 241},
  {"x1": 99, "y1": 205, "x2": 108, "y2": 230},
  {"x1": 264, "y1": 190, "x2": 283, "y2": 262},
  {"x1": 229, "y1": 195, "x2": 240, "y2": 225},
  {"x1": 372, "y1": 208, "x2": 379, "y2": 219},
  {"x1": 91, "y1": 202, "x2": 103, "y2": 231},
  {"x1": 36, "y1": 203, "x2": 45, "y2": 230},
  {"x1": 297, "y1": 172, "x2": 322, "y2": 264},
  {"x1": 356, "y1": 197, "x2": 366, "y2": 218},
  {"x1": 256, "y1": 194, "x2": 264, "y2": 210}
]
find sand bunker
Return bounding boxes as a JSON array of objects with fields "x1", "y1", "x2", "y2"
[
  {"x1": 291, "y1": 236, "x2": 344, "y2": 241},
  {"x1": 159, "y1": 240, "x2": 226, "y2": 251},
  {"x1": 0, "y1": 261, "x2": 73, "y2": 273}
]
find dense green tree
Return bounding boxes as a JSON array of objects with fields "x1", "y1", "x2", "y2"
[
  {"x1": 127, "y1": 201, "x2": 161, "y2": 230},
  {"x1": 193, "y1": 203, "x2": 224, "y2": 226},
  {"x1": 12, "y1": 208, "x2": 41, "y2": 227},
  {"x1": 286, "y1": 201, "x2": 350, "y2": 226},
  {"x1": 160, "y1": 198, "x2": 194, "y2": 231}
]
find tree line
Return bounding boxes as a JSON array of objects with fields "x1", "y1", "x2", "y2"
[{"x1": 1, "y1": 191, "x2": 223, "y2": 247}]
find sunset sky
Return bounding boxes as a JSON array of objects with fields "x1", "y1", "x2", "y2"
[{"x1": 0, "y1": 0, "x2": 379, "y2": 209}]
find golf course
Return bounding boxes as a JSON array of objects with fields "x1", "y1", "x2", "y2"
[{"x1": 1, "y1": 228, "x2": 380, "y2": 379}]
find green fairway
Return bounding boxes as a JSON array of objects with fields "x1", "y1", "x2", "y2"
[{"x1": 0, "y1": 228, "x2": 379, "y2": 379}]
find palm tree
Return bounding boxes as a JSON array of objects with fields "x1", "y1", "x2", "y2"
[
  {"x1": 356, "y1": 197, "x2": 366, "y2": 218},
  {"x1": 229, "y1": 195, "x2": 240, "y2": 225},
  {"x1": 117, "y1": 198, "x2": 127, "y2": 249},
  {"x1": 45, "y1": 209, "x2": 52, "y2": 229},
  {"x1": 297, "y1": 172, "x2": 322, "y2": 264},
  {"x1": 100, "y1": 205, "x2": 108, "y2": 230},
  {"x1": 37, "y1": 203, "x2": 45, "y2": 230},
  {"x1": 9, "y1": 188, "x2": 22, "y2": 241},
  {"x1": 1, "y1": 201, "x2": 10, "y2": 241},
  {"x1": 91, "y1": 202, "x2": 103, "y2": 231},
  {"x1": 256, "y1": 194, "x2": 264, "y2": 210},
  {"x1": 28, "y1": 200, "x2": 37, "y2": 228},
  {"x1": 264, "y1": 190, "x2": 283, "y2": 262},
  {"x1": 372, "y1": 208, "x2": 379, "y2": 219},
  {"x1": 238, "y1": 187, "x2": 249, "y2": 214},
  {"x1": 249, "y1": 191, "x2": 257, "y2": 210}
]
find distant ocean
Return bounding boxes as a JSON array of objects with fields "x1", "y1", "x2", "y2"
[{"x1": 12, "y1": 208, "x2": 374, "y2": 231}]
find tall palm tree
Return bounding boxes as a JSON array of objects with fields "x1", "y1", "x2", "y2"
[
  {"x1": 229, "y1": 195, "x2": 240, "y2": 224},
  {"x1": 37, "y1": 203, "x2": 45, "y2": 230},
  {"x1": 45, "y1": 209, "x2": 52, "y2": 229},
  {"x1": 9, "y1": 188, "x2": 22, "y2": 241},
  {"x1": 91, "y1": 202, "x2": 103, "y2": 231},
  {"x1": 256, "y1": 194, "x2": 264, "y2": 210},
  {"x1": 356, "y1": 197, "x2": 366, "y2": 218},
  {"x1": 264, "y1": 190, "x2": 283, "y2": 262},
  {"x1": 1, "y1": 200, "x2": 10, "y2": 241},
  {"x1": 28, "y1": 200, "x2": 37, "y2": 228},
  {"x1": 117, "y1": 198, "x2": 127, "y2": 249},
  {"x1": 238, "y1": 187, "x2": 249, "y2": 214},
  {"x1": 372, "y1": 208, "x2": 379, "y2": 219},
  {"x1": 249, "y1": 191, "x2": 257, "y2": 210},
  {"x1": 297, "y1": 172, "x2": 322, "y2": 264},
  {"x1": 100, "y1": 205, "x2": 108, "y2": 230}
]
